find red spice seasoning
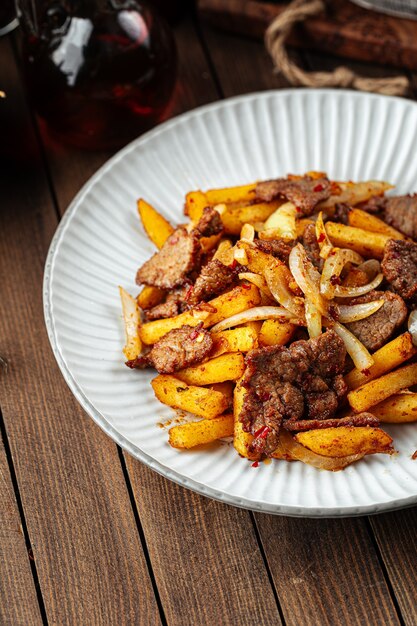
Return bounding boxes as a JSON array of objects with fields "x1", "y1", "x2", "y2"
[
  {"x1": 251, "y1": 461, "x2": 259, "y2": 468},
  {"x1": 314, "y1": 183, "x2": 324, "y2": 192}
]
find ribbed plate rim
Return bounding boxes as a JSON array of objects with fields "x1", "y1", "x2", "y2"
[{"x1": 43, "y1": 88, "x2": 417, "y2": 517}]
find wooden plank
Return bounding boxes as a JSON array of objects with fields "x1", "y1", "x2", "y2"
[
  {"x1": 126, "y1": 462, "x2": 283, "y2": 626},
  {"x1": 0, "y1": 38, "x2": 161, "y2": 626},
  {"x1": 371, "y1": 510, "x2": 417, "y2": 626},
  {"x1": 35, "y1": 17, "x2": 284, "y2": 624},
  {"x1": 0, "y1": 436, "x2": 43, "y2": 626},
  {"x1": 201, "y1": 29, "x2": 404, "y2": 625}
]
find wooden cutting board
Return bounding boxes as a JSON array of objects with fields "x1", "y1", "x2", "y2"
[{"x1": 198, "y1": 0, "x2": 417, "y2": 70}]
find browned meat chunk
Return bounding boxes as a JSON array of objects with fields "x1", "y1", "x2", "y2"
[
  {"x1": 136, "y1": 227, "x2": 201, "y2": 290},
  {"x1": 188, "y1": 259, "x2": 236, "y2": 304},
  {"x1": 194, "y1": 206, "x2": 224, "y2": 238},
  {"x1": 358, "y1": 194, "x2": 387, "y2": 215},
  {"x1": 255, "y1": 238, "x2": 293, "y2": 262},
  {"x1": 144, "y1": 287, "x2": 190, "y2": 321},
  {"x1": 333, "y1": 203, "x2": 350, "y2": 225},
  {"x1": 133, "y1": 325, "x2": 213, "y2": 374},
  {"x1": 240, "y1": 330, "x2": 346, "y2": 455},
  {"x1": 285, "y1": 412, "x2": 380, "y2": 431},
  {"x1": 382, "y1": 239, "x2": 417, "y2": 300},
  {"x1": 383, "y1": 195, "x2": 417, "y2": 239},
  {"x1": 302, "y1": 222, "x2": 323, "y2": 271},
  {"x1": 255, "y1": 175, "x2": 331, "y2": 216},
  {"x1": 346, "y1": 290, "x2": 407, "y2": 352}
]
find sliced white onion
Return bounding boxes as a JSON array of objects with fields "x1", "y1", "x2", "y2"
[
  {"x1": 264, "y1": 263, "x2": 305, "y2": 319},
  {"x1": 315, "y1": 211, "x2": 333, "y2": 259},
  {"x1": 320, "y1": 248, "x2": 363, "y2": 298},
  {"x1": 263, "y1": 201, "x2": 297, "y2": 241},
  {"x1": 333, "y1": 272, "x2": 384, "y2": 298},
  {"x1": 289, "y1": 244, "x2": 330, "y2": 317},
  {"x1": 408, "y1": 311, "x2": 417, "y2": 347},
  {"x1": 233, "y1": 247, "x2": 248, "y2": 265},
  {"x1": 331, "y1": 321, "x2": 374, "y2": 371},
  {"x1": 240, "y1": 223, "x2": 255, "y2": 243},
  {"x1": 338, "y1": 300, "x2": 384, "y2": 323},
  {"x1": 305, "y1": 300, "x2": 322, "y2": 338},
  {"x1": 238, "y1": 272, "x2": 273, "y2": 298},
  {"x1": 119, "y1": 286, "x2": 141, "y2": 360},
  {"x1": 210, "y1": 306, "x2": 300, "y2": 333},
  {"x1": 278, "y1": 429, "x2": 365, "y2": 471},
  {"x1": 358, "y1": 259, "x2": 381, "y2": 281},
  {"x1": 318, "y1": 180, "x2": 393, "y2": 211}
]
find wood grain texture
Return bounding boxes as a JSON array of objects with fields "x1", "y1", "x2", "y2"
[
  {"x1": 198, "y1": 0, "x2": 417, "y2": 71},
  {"x1": 0, "y1": 437, "x2": 43, "y2": 626},
  {"x1": 0, "y1": 38, "x2": 161, "y2": 626},
  {"x1": 125, "y1": 461, "x2": 283, "y2": 626}
]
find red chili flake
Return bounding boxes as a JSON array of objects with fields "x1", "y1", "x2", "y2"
[
  {"x1": 317, "y1": 233, "x2": 326, "y2": 243},
  {"x1": 412, "y1": 450, "x2": 417, "y2": 460},
  {"x1": 295, "y1": 206, "x2": 302, "y2": 213},
  {"x1": 184, "y1": 285, "x2": 194, "y2": 301},
  {"x1": 314, "y1": 183, "x2": 324, "y2": 192},
  {"x1": 254, "y1": 425, "x2": 271, "y2": 439},
  {"x1": 259, "y1": 391, "x2": 272, "y2": 402},
  {"x1": 169, "y1": 236, "x2": 179, "y2": 245},
  {"x1": 229, "y1": 259, "x2": 238, "y2": 269},
  {"x1": 189, "y1": 322, "x2": 203, "y2": 340},
  {"x1": 241, "y1": 283, "x2": 251, "y2": 290},
  {"x1": 328, "y1": 304, "x2": 339, "y2": 321},
  {"x1": 251, "y1": 461, "x2": 259, "y2": 468},
  {"x1": 362, "y1": 368, "x2": 371, "y2": 377},
  {"x1": 330, "y1": 275, "x2": 341, "y2": 286}
]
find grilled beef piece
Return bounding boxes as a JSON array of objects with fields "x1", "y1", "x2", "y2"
[
  {"x1": 194, "y1": 206, "x2": 224, "y2": 238},
  {"x1": 333, "y1": 203, "x2": 350, "y2": 225},
  {"x1": 188, "y1": 259, "x2": 236, "y2": 304},
  {"x1": 240, "y1": 330, "x2": 346, "y2": 455},
  {"x1": 358, "y1": 194, "x2": 387, "y2": 214},
  {"x1": 144, "y1": 287, "x2": 190, "y2": 321},
  {"x1": 136, "y1": 325, "x2": 213, "y2": 374},
  {"x1": 382, "y1": 239, "x2": 417, "y2": 300},
  {"x1": 302, "y1": 222, "x2": 323, "y2": 271},
  {"x1": 255, "y1": 175, "x2": 331, "y2": 216},
  {"x1": 136, "y1": 227, "x2": 201, "y2": 290},
  {"x1": 255, "y1": 238, "x2": 293, "y2": 262},
  {"x1": 383, "y1": 195, "x2": 417, "y2": 239},
  {"x1": 346, "y1": 290, "x2": 407, "y2": 352},
  {"x1": 285, "y1": 412, "x2": 380, "y2": 431}
]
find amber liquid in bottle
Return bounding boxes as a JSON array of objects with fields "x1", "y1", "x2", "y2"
[{"x1": 21, "y1": 1, "x2": 177, "y2": 149}]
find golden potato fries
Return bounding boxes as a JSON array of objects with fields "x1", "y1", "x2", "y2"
[
  {"x1": 295, "y1": 426, "x2": 393, "y2": 458},
  {"x1": 137, "y1": 285, "x2": 165, "y2": 310},
  {"x1": 137, "y1": 199, "x2": 174, "y2": 249},
  {"x1": 209, "y1": 382, "x2": 234, "y2": 408},
  {"x1": 152, "y1": 375, "x2": 228, "y2": 419},
  {"x1": 211, "y1": 326, "x2": 258, "y2": 357},
  {"x1": 259, "y1": 319, "x2": 296, "y2": 347},
  {"x1": 233, "y1": 381, "x2": 259, "y2": 460},
  {"x1": 176, "y1": 353, "x2": 245, "y2": 385},
  {"x1": 119, "y1": 287, "x2": 141, "y2": 360},
  {"x1": 168, "y1": 413, "x2": 234, "y2": 449},
  {"x1": 370, "y1": 393, "x2": 417, "y2": 423},
  {"x1": 296, "y1": 218, "x2": 314, "y2": 238},
  {"x1": 345, "y1": 333, "x2": 417, "y2": 390},
  {"x1": 185, "y1": 190, "x2": 208, "y2": 222},
  {"x1": 221, "y1": 201, "x2": 280, "y2": 235},
  {"x1": 205, "y1": 183, "x2": 257, "y2": 205},
  {"x1": 140, "y1": 284, "x2": 261, "y2": 344},
  {"x1": 348, "y1": 363, "x2": 417, "y2": 413},
  {"x1": 325, "y1": 222, "x2": 390, "y2": 259},
  {"x1": 348, "y1": 208, "x2": 405, "y2": 239}
]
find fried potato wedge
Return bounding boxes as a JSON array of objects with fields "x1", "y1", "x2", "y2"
[
  {"x1": 119, "y1": 286, "x2": 141, "y2": 360},
  {"x1": 345, "y1": 333, "x2": 417, "y2": 390},
  {"x1": 152, "y1": 375, "x2": 228, "y2": 419},
  {"x1": 295, "y1": 426, "x2": 394, "y2": 458},
  {"x1": 176, "y1": 353, "x2": 245, "y2": 385},
  {"x1": 296, "y1": 218, "x2": 314, "y2": 238},
  {"x1": 211, "y1": 326, "x2": 258, "y2": 357},
  {"x1": 209, "y1": 382, "x2": 234, "y2": 408},
  {"x1": 221, "y1": 201, "x2": 281, "y2": 235},
  {"x1": 348, "y1": 363, "x2": 417, "y2": 412},
  {"x1": 233, "y1": 381, "x2": 259, "y2": 461},
  {"x1": 370, "y1": 393, "x2": 417, "y2": 423},
  {"x1": 205, "y1": 183, "x2": 257, "y2": 205},
  {"x1": 168, "y1": 413, "x2": 234, "y2": 449},
  {"x1": 137, "y1": 285, "x2": 165, "y2": 310},
  {"x1": 185, "y1": 190, "x2": 208, "y2": 222},
  {"x1": 259, "y1": 319, "x2": 296, "y2": 347},
  {"x1": 348, "y1": 208, "x2": 405, "y2": 239},
  {"x1": 325, "y1": 222, "x2": 390, "y2": 259},
  {"x1": 137, "y1": 199, "x2": 174, "y2": 249},
  {"x1": 139, "y1": 284, "x2": 261, "y2": 344}
]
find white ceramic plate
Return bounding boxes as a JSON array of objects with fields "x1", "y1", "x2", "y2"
[{"x1": 44, "y1": 89, "x2": 417, "y2": 517}]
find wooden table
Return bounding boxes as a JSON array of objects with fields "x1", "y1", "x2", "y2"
[{"x1": 1, "y1": 12, "x2": 417, "y2": 626}]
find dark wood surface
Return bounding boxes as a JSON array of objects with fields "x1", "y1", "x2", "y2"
[{"x1": 1, "y1": 9, "x2": 416, "y2": 626}]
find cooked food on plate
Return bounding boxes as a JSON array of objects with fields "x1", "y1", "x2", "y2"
[{"x1": 119, "y1": 172, "x2": 417, "y2": 470}]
